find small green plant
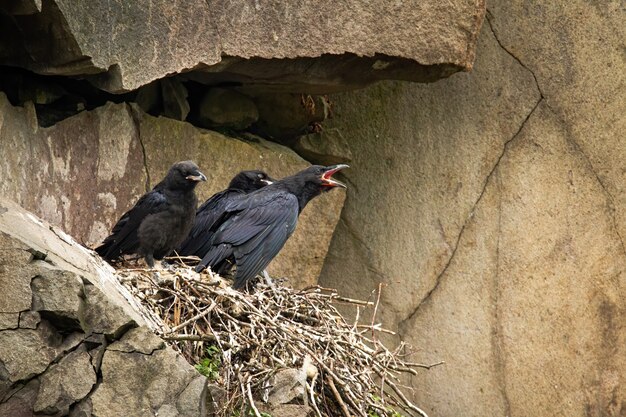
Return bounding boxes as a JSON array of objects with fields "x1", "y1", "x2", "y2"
[
  {"x1": 194, "y1": 345, "x2": 221, "y2": 380},
  {"x1": 367, "y1": 395, "x2": 405, "y2": 417}
]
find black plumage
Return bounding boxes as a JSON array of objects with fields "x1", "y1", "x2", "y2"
[
  {"x1": 177, "y1": 170, "x2": 274, "y2": 259},
  {"x1": 195, "y1": 164, "x2": 349, "y2": 289},
  {"x1": 95, "y1": 160, "x2": 206, "y2": 267}
]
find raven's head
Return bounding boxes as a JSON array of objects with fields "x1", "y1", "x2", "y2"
[
  {"x1": 283, "y1": 164, "x2": 349, "y2": 211},
  {"x1": 294, "y1": 164, "x2": 349, "y2": 190},
  {"x1": 166, "y1": 160, "x2": 207, "y2": 190},
  {"x1": 229, "y1": 170, "x2": 274, "y2": 192}
]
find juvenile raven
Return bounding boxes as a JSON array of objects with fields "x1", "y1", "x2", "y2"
[
  {"x1": 177, "y1": 170, "x2": 274, "y2": 259},
  {"x1": 195, "y1": 164, "x2": 348, "y2": 289},
  {"x1": 95, "y1": 160, "x2": 206, "y2": 267}
]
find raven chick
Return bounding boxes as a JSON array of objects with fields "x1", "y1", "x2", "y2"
[
  {"x1": 96, "y1": 160, "x2": 206, "y2": 267},
  {"x1": 177, "y1": 170, "x2": 274, "y2": 260},
  {"x1": 195, "y1": 164, "x2": 348, "y2": 289}
]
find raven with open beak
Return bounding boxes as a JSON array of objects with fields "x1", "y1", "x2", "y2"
[{"x1": 195, "y1": 164, "x2": 349, "y2": 289}]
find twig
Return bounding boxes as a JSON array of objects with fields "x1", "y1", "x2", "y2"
[
  {"x1": 246, "y1": 379, "x2": 262, "y2": 417},
  {"x1": 326, "y1": 374, "x2": 350, "y2": 417},
  {"x1": 371, "y1": 282, "x2": 383, "y2": 340}
]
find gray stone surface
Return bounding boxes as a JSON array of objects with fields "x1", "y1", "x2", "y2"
[
  {"x1": 107, "y1": 326, "x2": 164, "y2": 355},
  {"x1": 197, "y1": 88, "x2": 259, "y2": 130},
  {"x1": 18, "y1": 311, "x2": 41, "y2": 329},
  {"x1": 266, "y1": 368, "x2": 306, "y2": 405},
  {"x1": 0, "y1": 324, "x2": 59, "y2": 382},
  {"x1": 293, "y1": 128, "x2": 353, "y2": 166},
  {"x1": 0, "y1": 198, "x2": 145, "y2": 325},
  {"x1": 161, "y1": 77, "x2": 190, "y2": 121},
  {"x1": 0, "y1": 203, "x2": 209, "y2": 416},
  {"x1": 0, "y1": 232, "x2": 35, "y2": 314},
  {"x1": 31, "y1": 268, "x2": 85, "y2": 329},
  {"x1": 90, "y1": 348, "x2": 203, "y2": 417},
  {"x1": 0, "y1": 0, "x2": 485, "y2": 92},
  {"x1": 82, "y1": 283, "x2": 135, "y2": 338},
  {"x1": 0, "y1": 313, "x2": 18, "y2": 330},
  {"x1": 319, "y1": 21, "x2": 540, "y2": 325},
  {"x1": 33, "y1": 349, "x2": 96, "y2": 415}
]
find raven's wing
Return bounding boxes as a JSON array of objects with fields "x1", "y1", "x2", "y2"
[
  {"x1": 197, "y1": 192, "x2": 299, "y2": 289},
  {"x1": 95, "y1": 189, "x2": 169, "y2": 260},
  {"x1": 177, "y1": 189, "x2": 242, "y2": 257}
]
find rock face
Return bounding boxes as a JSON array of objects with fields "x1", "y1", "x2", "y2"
[
  {"x1": 0, "y1": 96, "x2": 344, "y2": 288},
  {"x1": 0, "y1": 0, "x2": 485, "y2": 92},
  {"x1": 0, "y1": 199, "x2": 208, "y2": 416},
  {"x1": 314, "y1": 1, "x2": 626, "y2": 416}
]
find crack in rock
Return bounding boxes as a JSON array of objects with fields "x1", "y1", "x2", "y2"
[
  {"x1": 485, "y1": 11, "x2": 544, "y2": 100},
  {"x1": 398, "y1": 95, "x2": 544, "y2": 332},
  {"x1": 564, "y1": 135, "x2": 626, "y2": 259},
  {"x1": 128, "y1": 104, "x2": 152, "y2": 192}
]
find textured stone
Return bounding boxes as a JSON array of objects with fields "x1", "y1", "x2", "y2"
[
  {"x1": 136, "y1": 106, "x2": 345, "y2": 287},
  {"x1": 0, "y1": 232, "x2": 35, "y2": 314},
  {"x1": 252, "y1": 93, "x2": 329, "y2": 143},
  {"x1": 91, "y1": 348, "x2": 204, "y2": 417},
  {"x1": 0, "y1": 0, "x2": 484, "y2": 92},
  {"x1": 161, "y1": 78, "x2": 190, "y2": 121},
  {"x1": 0, "y1": 202, "x2": 207, "y2": 415},
  {"x1": 0, "y1": 325, "x2": 58, "y2": 382},
  {"x1": 176, "y1": 375, "x2": 209, "y2": 416},
  {"x1": 0, "y1": 97, "x2": 147, "y2": 250},
  {"x1": 107, "y1": 326, "x2": 164, "y2": 355},
  {"x1": 69, "y1": 397, "x2": 92, "y2": 417},
  {"x1": 0, "y1": 313, "x2": 18, "y2": 330},
  {"x1": 318, "y1": 21, "x2": 540, "y2": 325},
  {"x1": 0, "y1": 198, "x2": 145, "y2": 326},
  {"x1": 34, "y1": 349, "x2": 96, "y2": 415},
  {"x1": 266, "y1": 368, "x2": 306, "y2": 405},
  {"x1": 31, "y1": 268, "x2": 85, "y2": 330},
  {"x1": 293, "y1": 128, "x2": 353, "y2": 166},
  {"x1": 82, "y1": 282, "x2": 136, "y2": 338},
  {"x1": 18, "y1": 311, "x2": 41, "y2": 329},
  {"x1": 197, "y1": 88, "x2": 258, "y2": 130},
  {"x1": 0, "y1": 379, "x2": 40, "y2": 417}
]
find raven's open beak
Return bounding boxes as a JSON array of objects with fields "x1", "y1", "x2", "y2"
[
  {"x1": 321, "y1": 164, "x2": 349, "y2": 188},
  {"x1": 186, "y1": 171, "x2": 207, "y2": 182}
]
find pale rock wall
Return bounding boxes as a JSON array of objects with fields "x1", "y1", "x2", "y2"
[{"x1": 316, "y1": 1, "x2": 626, "y2": 415}]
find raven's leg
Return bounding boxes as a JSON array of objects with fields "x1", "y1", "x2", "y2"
[
  {"x1": 145, "y1": 253, "x2": 155, "y2": 268},
  {"x1": 263, "y1": 270, "x2": 276, "y2": 290}
]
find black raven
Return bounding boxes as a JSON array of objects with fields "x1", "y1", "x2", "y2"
[
  {"x1": 177, "y1": 170, "x2": 274, "y2": 260},
  {"x1": 195, "y1": 164, "x2": 349, "y2": 289},
  {"x1": 95, "y1": 160, "x2": 206, "y2": 267}
]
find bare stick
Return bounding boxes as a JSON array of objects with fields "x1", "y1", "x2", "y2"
[
  {"x1": 326, "y1": 374, "x2": 351, "y2": 417},
  {"x1": 246, "y1": 379, "x2": 262, "y2": 417}
]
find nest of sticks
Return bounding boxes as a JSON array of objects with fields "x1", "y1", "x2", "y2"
[{"x1": 117, "y1": 260, "x2": 438, "y2": 417}]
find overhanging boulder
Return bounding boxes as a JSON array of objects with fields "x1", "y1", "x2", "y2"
[{"x1": 0, "y1": 0, "x2": 486, "y2": 92}]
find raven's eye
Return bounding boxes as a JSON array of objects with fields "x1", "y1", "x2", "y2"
[{"x1": 258, "y1": 174, "x2": 263, "y2": 178}]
